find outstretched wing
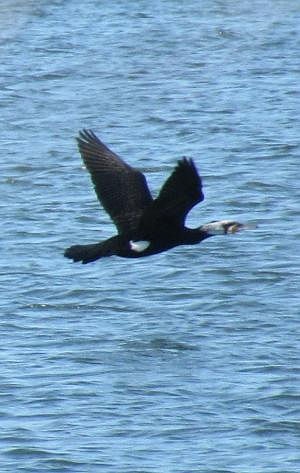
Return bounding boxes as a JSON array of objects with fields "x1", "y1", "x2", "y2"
[
  {"x1": 76, "y1": 130, "x2": 153, "y2": 235},
  {"x1": 140, "y1": 158, "x2": 204, "y2": 232}
]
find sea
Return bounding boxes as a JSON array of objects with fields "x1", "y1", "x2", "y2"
[{"x1": 1, "y1": 1, "x2": 300, "y2": 472}]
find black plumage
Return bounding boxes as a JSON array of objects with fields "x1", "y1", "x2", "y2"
[{"x1": 64, "y1": 130, "x2": 242, "y2": 264}]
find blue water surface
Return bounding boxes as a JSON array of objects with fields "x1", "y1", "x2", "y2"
[{"x1": 1, "y1": 0, "x2": 300, "y2": 471}]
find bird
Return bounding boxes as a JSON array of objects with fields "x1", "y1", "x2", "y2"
[{"x1": 64, "y1": 129, "x2": 252, "y2": 264}]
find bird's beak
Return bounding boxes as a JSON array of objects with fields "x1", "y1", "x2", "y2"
[
  {"x1": 227, "y1": 223, "x2": 243, "y2": 233},
  {"x1": 227, "y1": 222, "x2": 257, "y2": 233}
]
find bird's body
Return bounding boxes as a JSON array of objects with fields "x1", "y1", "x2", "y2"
[{"x1": 64, "y1": 130, "x2": 250, "y2": 264}]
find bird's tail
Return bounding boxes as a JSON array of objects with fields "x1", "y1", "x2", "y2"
[{"x1": 64, "y1": 240, "x2": 115, "y2": 264}]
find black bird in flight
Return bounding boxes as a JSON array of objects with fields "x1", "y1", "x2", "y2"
[{"x1": 64, "y1": 130, "x2": 253, "y2": 264}]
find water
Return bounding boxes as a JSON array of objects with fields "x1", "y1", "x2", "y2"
[{"x1": 1, "y1": 0, "x2": 300, "y2": 471}]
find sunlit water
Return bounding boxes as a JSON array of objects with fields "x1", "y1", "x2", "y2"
[{"x1": 1, "y1": 1, "x2": 300, "y2": 472}]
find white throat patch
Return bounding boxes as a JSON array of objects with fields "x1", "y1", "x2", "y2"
[
  {"x1": 201, "y1": 221, "x2": 226, "y2": 235},
  {"x1": 129, "y1": 240, "x2": 150, "y2": 253}
]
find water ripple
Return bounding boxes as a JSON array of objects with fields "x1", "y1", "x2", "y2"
[{"x1": 1, "y1": 0, "x2": 300, "y2": 472}]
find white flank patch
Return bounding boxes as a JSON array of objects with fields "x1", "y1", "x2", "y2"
[{"x1": 130, "y1": 240, "x2": 150, "y2": 252}]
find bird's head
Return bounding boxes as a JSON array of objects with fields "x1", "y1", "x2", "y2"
[{"x1": 200, "y1": 220, "x2": 256, "y2": 236}]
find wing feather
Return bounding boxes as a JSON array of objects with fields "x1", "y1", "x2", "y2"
[
  {"x1": 139, "y1": 158, "x2": 204, "y2": 233},
  {"x1": 76, "y1": 130, "x2": 153, "y2": 235}
]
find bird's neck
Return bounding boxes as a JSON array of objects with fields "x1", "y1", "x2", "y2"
[{"x1": 183, "y1": 227, "x2": 212, "y2": 244}]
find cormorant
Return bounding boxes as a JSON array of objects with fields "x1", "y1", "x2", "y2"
[{"x1": 64, "y1": 130, "x2": 252, "y2": 264}]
